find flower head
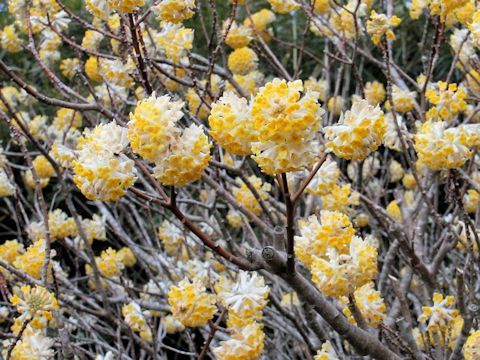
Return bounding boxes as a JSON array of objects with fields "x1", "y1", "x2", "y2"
[
  {"x1": 216, "y1": 271, "x2": 269, "y2": 315},
  {"x1": 324, "y1": 99, "x2": 385, "y2": 161},
  {"x1": 267, "y1": 0, "x2": 300, "y2": 14},
  {"x1": 414, "y1": 121, "x2": 473, "y2": 170},
  {"x1": 419, "y1": 293, "x2": 459, "y2": 333},
  {"x1": 128, "y1": 94, "x2": 183, "y2": 163},
  {"x1": 366, "y1": 10, "x2": 401, "y2": 44},
  {"x1": 311, "y1": 236, "x2": 378, "y2": 297},
  {"x1": 168, "y1": 277, "x2": 217, "y2": 327},
  {"x1": 228, "y1": 47, "x2": 258, "y2": 75},
  {"x1": 251, "y1": 78, "x2": 324, "y2": 174},
  {"x1": 212, "y1": 322, "x2": 265, "y2": 360},
  {"x1": 295, "y1": 210, "x2": 355, "y2": 266},
  {"x1": 73, "y1": 122, "x2": 136, "y2": 201},
  {"x1": 153, "y1": 0, "x2": 195, "y2": 23},
  {"x1": 209, "y1": 92, "x2": 256, "y2": 155},
  {"x1": 10, "y1": 285, "x2": 59, "y2": 321}
]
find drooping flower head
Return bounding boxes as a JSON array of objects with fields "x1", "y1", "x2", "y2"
[
  {"x1": 251, "y1": 78, "x2": 324, "y2": 174},
  {"x1": 340, "y1": 282, "x2": 386, "y2": 326},
  {"x1": 212, "y1": 322, "x2": 265, "y2": 360},
  {"x1": 295, "y1": 210, "x2": 355, "y2": 266},
  {"x1": 168, "y1": 277, "x2": 217, "y2": 327},
  {"x1": 208, "y1": 92, "x2": 256, "y2": 155},
  {"x1": 73, "y1": 122, "x2": 136, "y2": 201},
  {"x1": 414, "y1": 121, "x2": 474, "y2": 170},
  {"x1": 153, "y1": 0, "x2": 195, "y2": 24},
  {"x1": 128, "y1": 94, "x2": 184, "y2": 163},
  {"x1": 311, "y1": 236, "x2": 378, "y2": 297},
  {"x1": 324, "y1": 99, "x2": 385, "y2": 161}
]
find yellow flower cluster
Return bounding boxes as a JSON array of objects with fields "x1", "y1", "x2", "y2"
[
  {"x1": 306, "y1": 157, "x2": 340, "y2": 196},
  {"x1": 60, "y1": 58, "x2": 80, "y2": 79},
  {"x1": 232, "y1": 176, "x2": 271, "y2": 216},
  {"x1": 426, "y1": 82, "x2": 467, "y2": 121},
  {"x1": 153, "y1": 0, "x2": 195, "y2": 24},
  {"x1": 158, "y1": 220, "x2": 188, "y2": 257},
  {"x1": 107, "y1": 0, "x2": 144, "y2": 13},
  {"x1": 391, "y1": 85, "x2": 416, "y2": 113},
  {"x1": 85, "y1": 57, "x2": 102, "y2": 82},
  {"x1": 364, "y1": 81, "x2": 386, "y2": 106},
  {"x1": 0, "y1": 86, "x2": 27, "y2": 112},
  {"x1": 73, "y1": 122, "x2": 136, "y2": 201},
  {"x1": 28, "y1": 209, "x2": 77, "y2": 242},
  {"x1": 224, "y1": 21, "x2": 252, "y2": 49},
  {"x1": 327, "y1": 96, "x2": 345, "y2": 116},
  {"x1": 168, "y1": 277, "x2": 217, "y2": 327},
  {"x1": 128, "y1": 94, "x2": 183, "y2": 163},
  {"x1": 212, "y1": 322, "x2": 265, "y2": 360},
  {"x1": 366, "y1": 10, "x2": 401, "y2": 45},
  {"x1": 330, "y1": 0, "x2": 368, "y2": 39},
  {"x1": 243, "y1": 9, "x2": 276, "y2": 41},
  {"x1": 13, "y1": 240, "x2": 54, "y2": 280},
  {"x1": 419, "y1": 293, "x2": 459, "y2": 335},
  {"x1": 99, "y1": 58, "x2": 135, "y2": 88},
  {"x1": 295, "y1": 211, "x2": 355, "y2": 267},
  {"x1": 0, "y1": 240, "x2": 24, "y2": 267},
  {"x1": 153, "y1": 124, "x2": 211, "y2": 186},
  {"x1": 122, "y1": 302, "x2": 152, "y2": 342},
  {"x1": 267, "y1": 0, "x2": 300, "y2": 14},
  {"x1": 311, "y1": 235, "x2": 377, "y2": 297},
  {"x1": 296, "y1": 211, "x2": 377, "y2": 297},
  {"x1": 464, "y1": 189, "x2": 479, "y2": 213},
  {"x1": 81, "y1": 30, "x2": 103, "y2": 51},
  {"x1": 386, "y1": 200, "x2": 402, "y2": 221},
  {"x1": 208, "y1": 92, "x2": 256, "y2": 155},
  {"x1": 156, "y1": 23, "x2": 193, "y2": 62},
  {"x1": 0, "y1": 25, "x2": 22, "y2": 53},
  {"x1": 10, "y1": 285, "x2": 59, "y2": 321},
  {"x1": 414, "y1": 121, "x2": 475, "y2": 170},
  {"x1": 228, "y1": 47, "x2": 258, "y2": 75},
  {"x1": 25, "y1": 155, "x2": 55, "y2": 189},
  {"x1": 117, "y1": 247, "x2": 137, "y2": 267},
  {"x1": 128, "y1": 94, "x2": 211, "y2": 186},
  {"x1": 464, "y1": 330, "x2": 480, "y2": 360},
  {"x1": 97, "y1": 248, "x2": 125, "y2": 278},
  {"x1": 324, "y1": 99, "x2": 385, "y2": 161},
  {"x1": 414, "y1": 316, "x2": 464, "y2": 350},
  {"x1": 78, "y1": 214, "x2": 107, "y2": 244},
  {"x1": 215, "y1": 271, "x2": 269, "y2": 328},
  {"x1": 9, "y1": 328, "x2": 55, "y2": 360},
  {"x1": 430, "y1": 0, "x2": 469, "y2": 22},
  {"x1": 340, "y1": 282, "x2": 386, "y2": 326},
  {"x1": 251, "y1": 78, "x2": 324, "y2": 175}
]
